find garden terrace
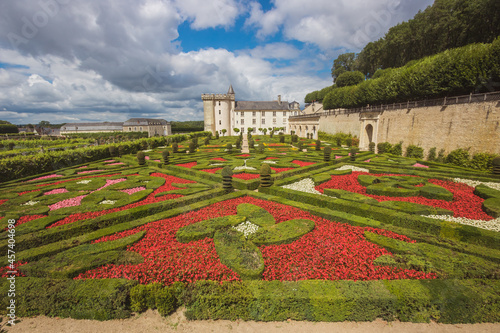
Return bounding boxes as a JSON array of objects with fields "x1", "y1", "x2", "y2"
[{"x1": 0, "y1": 133, "x2": 499, "y2": 323}]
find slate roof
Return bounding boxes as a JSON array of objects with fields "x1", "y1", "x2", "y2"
[
  {"x1": 123, "y1": 118, "x2": 168, "y2": 126},
  {"x1": 61, "y1": 122, "x2": 124, "y2": 131},
  {"x1": 234, "y1": 101, "x2": 291, "y2": 111}
]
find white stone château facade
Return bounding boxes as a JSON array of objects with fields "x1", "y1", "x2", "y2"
[
  {"x1": 61, "y1": 118, "x2": 171, "y2": 137},
  {"x1": 202, "y1": 85, "x2": 300, "y2": 136}
]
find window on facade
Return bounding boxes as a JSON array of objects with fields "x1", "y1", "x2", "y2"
[
  {"x1": 134, "y1": 127, "x2": 137, "y2": 131},
  {"x1": 262, "y1": 119, "x2": 265, "y2": 124},
  {"x1": 273, "y1": 118, "x2": 277, "y2": 124},
  {"x1": 140, "y1": 127, "x2": 143, "y2": 131},
  {"x1": 283, "y1": 118, "x2": 287, "y2": 123},
  {"x1": 218, "y1": 101, "x2": 221, "y2": 106},
  {"x1": 128, "y1": 127, "x2": 131, "y2": 131},
  {"x1": 241, "y1": 112, "x2": 244, "y2": 117},
  {"x1": 241, "y1": 127, "x2": 244, "y2": 133},
  {"x1": 252, "y1": 111, "x2": 256, "y2": 116},
  {"x1": 219, "y1": 110, "x2": 221, "y2": 115},
  {"x1": 283, "y1": 111, "x2": 287, "y2": 116},
  {"x1": 219, "y1": 120, "x2": 221, "y2": 125},
  {"x1": 273, "y1": 111, "x2": 277, "y2": 117},
  {"x1": 252, "y1": 119, "x2": 256, "y2": 125},
  {"x1": 241, "y1": 119, "x2": 244, "y2": 125}
]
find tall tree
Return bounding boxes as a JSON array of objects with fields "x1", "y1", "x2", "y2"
[{"x1": 331, "y1": 53, "x2": 357, "y2": 82}]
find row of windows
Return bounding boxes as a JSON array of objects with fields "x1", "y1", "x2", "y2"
[
  {"x1": 236, "y1": 111, "x2": 287, "y2": 117},
  {"x1": 235, "y1": 118, "x2": 287, "y2": 125}
]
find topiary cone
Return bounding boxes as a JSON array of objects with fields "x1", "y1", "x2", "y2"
[
  {"x1": 137, "y1": 151, "x2": 146, "y2": 166},
  {"x1": 260, "y1": 164, "x2": 273, "y2": 187},
  {"x1": 493, "y1": 157, "x2": 500, "y2": 174},
  {"x1": 221, "y1": 166, "x2": 233, "y2": 191},
  {"x1": 323, "y1": 146, "x2": 332, "y2": 162}
]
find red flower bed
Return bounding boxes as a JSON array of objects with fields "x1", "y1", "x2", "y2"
[
  {"x1": 201, "y1": 168, "x2": 223, "y2": 174},
  {"x1": 1, "y1": 261, "x2": 28, "y2": 278},
  {"x1": 47, "y1": 173, "x2": 194, "y2": 229},
  {"x1": 270, "y1": 167, "x2": 294, "y2": 173},
  {"x1": 176, "y1": 162, "x2": 197, "y2": 168},
  {"x1": 0, "y1": 199, "x2": 8, "y2": 206},
  {"x1": 315, "y1": 172, "x2": 493, "y2": 220},
  {"x1": 14, "y1": 214, "x2": 46, "y2": 227},
  {"x1": 211, "y1": 157, "x2": 227, "y2": 162},
  {"x1": 267, "y1": 143, "x2": 284, "y2": 147},
  {"x1": 75, "y1": 197, "x2": 434, "y2": 285},
  {"x1": 237, "y1": 154, "x2": 251, "y2": 157},
  {"x1": 232, "y1": 173, "x2": 260, "y2": 180},
  {"x1": 265, "y1": 157, "x2": 279, "y2": 160},
  {"x1": 17, "y1": 189, "x2": 41, "y2": 196},
  {"x1": 292, "y1": 160, "x2": 316, "y2": 167}
]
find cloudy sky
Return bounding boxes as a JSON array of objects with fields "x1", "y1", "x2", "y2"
[{"x1": 0, "y1": 0, "x2": 434, "y2": 125}]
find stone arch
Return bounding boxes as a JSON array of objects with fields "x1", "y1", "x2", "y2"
[{"x1": 365, "y1": 124, "x2": 373, "y2": 144}]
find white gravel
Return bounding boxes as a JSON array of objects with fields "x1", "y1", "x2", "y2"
[
  {"x1": 99, "y1": 200, "x2": 117, "y2": 205},
  {"x1": 281, "y1": 178, "x2": 324, "y2": 195},
  {"x1": 336, "y1": 165, "x2": 369, "y2": 173},
  {"x1": 233, "y1": 221, "x2": 260, "y2": 238},
  {"x1": 234, "y1": 159, "x2": 256, "y2": 171},
  {"x1": 453, "y1": 178, "x2": 500, "y2": 191},
  {"x1": 425, "y1": 215, "x2": 500, "y2": 232},
  {"x1": 22, "y1": 200, "x2": 39, "y2": 206}
]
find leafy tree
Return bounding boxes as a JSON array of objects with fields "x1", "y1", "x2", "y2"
[
  {"x1": 221, "y1": 129, "x2": 227, "y2": 136},
  {"x1": 335, "y1": 71, "x2": 365, "y2": 88},
  {"x1": 331, "y1": 53, "x2": 357, "y2": 82},
  {"x1": 233, "y1": 128, "x2": 240, "y2": 134}
]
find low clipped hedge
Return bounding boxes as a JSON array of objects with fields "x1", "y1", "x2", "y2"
[
  {"x1": 181, "y1": 279, "x2": 500, "y2": 323},
  {"x1": 0, "y1": 278, "x2": 137, "y2": 320}
]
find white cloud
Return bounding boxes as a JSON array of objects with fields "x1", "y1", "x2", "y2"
[
  {"x1": 246, "y1": 0, "x2": 434, "y2": 50},
  {"x1": 174, "y1": 0, "x2": 242, "y2": 29}
]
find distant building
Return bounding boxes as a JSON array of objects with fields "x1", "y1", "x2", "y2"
[
  {"x1": 123, "y1": 118, "x2": 171, "y2": 137},
  {"x1": 288, "y1": 102, "x2": 322, "y2": 140},
  {"x1": 202, "y1": 85, "x2": 300, "y2": 136},
  {"x1": 60, "y1": 122, "x2": 124, "y2": 135},
  {"x1": 60, "y1": 119, "x2": 171, "y2": 137}
]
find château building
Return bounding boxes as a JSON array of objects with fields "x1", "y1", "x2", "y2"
[
  {"x1": 61, "y1": 118, "x2": 171, "y2": 137},
  {"x1": 202, "y1": 85, "x2": 300, "y2": 136}
]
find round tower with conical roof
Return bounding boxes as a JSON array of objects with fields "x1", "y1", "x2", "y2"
[{"x1": 202, "y1": 85, "x2": 235, "y2": 136}]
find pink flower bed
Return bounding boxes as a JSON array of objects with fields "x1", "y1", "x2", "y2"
[
  {"x1": 27, "y1": 174, "x2": 63, "y2": 182},
  {"x1": 364, "y1": 159, "x2": 371, "y2": 163},
  {"x1": 335, "y1": 156, "x2": 344, "y2": 159},
  {"x1": 145, "y1": 156, "x2": 150, "y2": 160},
  {"x1": 95, "y1": 178, "x2": 127, "y2": 192},
  {"x1": 44, "y1": 188, "x2": 69, "y2": 195},
  {"x1": 49, "y1": 195, "x2": 86, "y2": 211},
  {"x1": 120, "y1": 187, "x2": 147, "y2": 195},
  {"x1": 413, "y1": 163, "x2": 429, "y2": 168},
  {"x1": 77, "y1": 166, "x2": 88, "y2": 169},
  {"x1": 107, "y1": 162, "x2": 125, "y2": 166},
  {"x1": 77, "y1": 170, "x2": 105, "y2": 174},
  {"x1": 104, "y1": 160, "x2": 115, "y2": 163}
]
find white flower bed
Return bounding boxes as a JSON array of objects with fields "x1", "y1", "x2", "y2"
[
  {"x1": 234, "y1": 160, "x2": 256, "y2": 171},
  {"x1": 99, "y1": 200, "x2": 116, "y2": 205},
  {"x1": 22, "y1": 200, "x2": 39, "y2": 206},
  {"x1": 210, "y1": 163, "x2": 224, "y2": 166},
  {"x1": 453, "y1": 178, "x2": 500, "y2": 191},
  {"x1": 336, "y1": 165, "x2": 369, "y2": 173},
  {"x1": 262, "y1": 161, "x2": 277, "y2": 164},
  {"x1": 142, "y1": 149, "x2": 153, "y2": 152},
  {"x1": 233, "y1": 221, "x2": 260, "y2": 238},
  {"x1": 425, "y1": 215, "x2": 500, "y2": 232},
  {"x1": 77, "y1": 179, "x2": 92, "y2": 184},
  {"x1": 282, "y1": 178, "x2": 324, "y2": 195}
]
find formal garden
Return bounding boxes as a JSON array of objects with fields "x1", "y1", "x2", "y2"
[{"x1": 0, "y1": 132, "x2": 499, "y2": 324}]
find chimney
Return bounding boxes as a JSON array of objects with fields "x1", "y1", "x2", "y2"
[{"x1": 278, "y1": 95, "x2": 281, "y2": 105}]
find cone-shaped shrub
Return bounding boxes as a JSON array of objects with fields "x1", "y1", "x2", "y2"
[
  {"x1": 258, "y1": 143, "x2": 264, "y2": 153},
  {"x1": 493, "y1": 157, "x2": 500, "y2": 174},
  {"x1": 297, "y1": 142, "x2": 303, "y2": 151},
  {"x1": 162, "y1": 150, "x2": 170, "y2": 164},
  {"x1": 189, "y1": 142, "x2": 196, "y2": 154},
  {"x1": 369, "y1": 142, "x2": 375, "y2": 152},
  {"x1": 226, "y1": 143, "x2": 233, "y2": 153},
  {"x1": 172, "y1": 142, "x2": 178, "y2": 153},
  {"x1": 260, "y1": 164, "x2": 273, "y2": 187},
  {"x1": 350, "y1": 148, "x2": 357, "y2": 161},
  {"x1": 221, "y1": 166, "x2": 233, "y2": 192},
  {"x1": 324, "y1": 146, "x2": 332, "y2": 162},
  {"x1": 315, "y1": 140, "x2": 321, "y2": 151},
  {"x1": 137, "y1": 151, "x2": 146, "y2": 165}
]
